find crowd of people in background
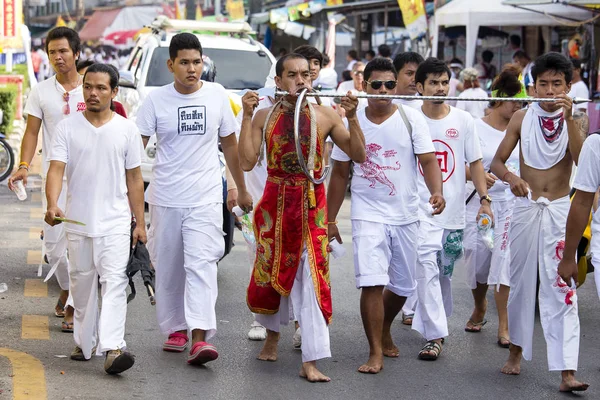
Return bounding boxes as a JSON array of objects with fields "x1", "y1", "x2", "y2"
[{"x1": 8, "y1": 25, "x2": 598, "y2": 393}]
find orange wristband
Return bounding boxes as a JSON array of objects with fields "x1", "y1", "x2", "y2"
[{"x1": 502, "y1": 171, "x2": 512, "y2": 182}]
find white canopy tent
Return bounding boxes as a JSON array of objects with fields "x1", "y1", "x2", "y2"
[{"x1": 432, "y1": 0, "x2": 594, "y2": 67}]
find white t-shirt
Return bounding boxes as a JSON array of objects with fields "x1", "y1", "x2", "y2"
[
  {"x1": 568, "y1": 81, "x2": 590, "y2": 111},
  {"x1": 24, "y1": 76, "x2": 86, "y2": 176},
  {"x1": 336, "y1": 81, "x2": 367, "y2": 110},
  {"x1": 331, "y1": 107, "x2": 435, "y2": 225},
  {"x1": 572, "y1": 134, "x2": 600, "y2": 266},
  {"x1": 474, "y1": 118, "x2": 519, "y2": 202},
  {"x1": 233, "y1": 92, "x2": 271, "y2": 201},
  {"x1": 393, "y1": 98, "x2": 423, "y2": 110},
  {"x1": 456, "y1": 88, "x2": 488, "y2": 119},
  {"x1": 49, "y1": 113, "x2": 143, "y2": 237},
  {"x1": 315, "y1": 68, "x2": 338, "y2": 90},
  {"x1": 418, "y1": 107, "x2": 482, "y2": 229},
  {"x1": 136, "y1": 82, "x2": 238, "y2": 208}
]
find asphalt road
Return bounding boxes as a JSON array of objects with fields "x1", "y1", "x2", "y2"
[{"x1": 0, "y1": 181, "x2": 599, "y2": 400}]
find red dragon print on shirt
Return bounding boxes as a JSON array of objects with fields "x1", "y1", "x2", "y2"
[{"x1": 359, "y1": 143, "x2": 401, "y2": 196}]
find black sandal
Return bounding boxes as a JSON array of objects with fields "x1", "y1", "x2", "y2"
[{"x1": 418, "y1": 340, "x2": 443, "y2": 361}]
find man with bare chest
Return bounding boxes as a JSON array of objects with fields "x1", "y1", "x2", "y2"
[
  {"x1": 491, "y1": 52, "x2": 589, "y2": 392},
  {"x1": 238, "y1": 53, "x2": 366, "y2": 382}
]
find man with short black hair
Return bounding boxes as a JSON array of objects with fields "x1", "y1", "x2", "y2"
[
  {"x1": 45, "y1": 63, "x2": 144, "y2": 374},
  {"x1": 492, "y1": 52, "x2": 589, "y2": 392},
  {"x1": 412, "y1": 57, "x2": 491, "y2": 361},
  {"x1": 9, "y1": 27, "x2": 85, "y2": 333},
  {"x1": 393, "y1": 51, "x2": 425, "y2": 111},
  {"x1": 328, "y1": 57, "x2": 444, "y2": 374},
  {"x1": 239, "y1": 53, "x2": 365, "y2": 382},
  {"x1": 378, "y1": 44, "x2": 392, "y2": 60},
  {"x1": 137, "y1": 32, "x2": 252, "y2": 366}
]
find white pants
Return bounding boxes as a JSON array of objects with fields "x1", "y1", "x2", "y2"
[
  {"x1": 352, "y1": 220, "x2": 418, "y2": 297},
  {"x1": 67, "y1": 233, "x2": 129, "y2": 359},
  {"x1": 255, "y1": 248, "x2": 331, "y2": 363},
  {"x1": 463, "y1": 198, "x2": 514, "y2": 290},
  {"x1": 402, "y1": 294, "x2": 417, "y2": 316},
  {"x1": 508, "y1": 195, "x2": 579, "y2": 371},
  {"x1": 41, "y1": 179, "x2": 70, "y2": 291},
  {"x1": 412, "y1": 221, "x2": 464, "y2": 341},
  {"x1": 149, "y1": 204, "x2": 224, "y2": 341}
]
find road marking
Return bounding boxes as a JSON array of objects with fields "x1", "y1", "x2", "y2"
[
  {"x1": 29, "y1": 227, "x2": 42, "y2": 240},
  {"x1": 24, "y1": 280, "x2": 47, "y2": 297},
  {"x1": 26, "y1": 250, "x2": 42, "y2": 265},
  {"x1": 21, "y1": 315, "x2": 49, "y2": 340},
  {"x1": 31, "y1": 192, "x2": 42, "y2": 203},
  {"x1": 0, "y1": 348, "x2": 47, "y2": 400},
  {"x1": 29, "y1": 208, "x2": 44, "y2": 220}
]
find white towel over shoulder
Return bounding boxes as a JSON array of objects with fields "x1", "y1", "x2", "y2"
[{"x1": 521, "y1": 103, "x2": 568, "y2": 170}]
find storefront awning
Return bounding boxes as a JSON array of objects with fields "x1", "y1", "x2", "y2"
[{"x1": 79, "y1": 8, "x2": 123, "y2": 42}]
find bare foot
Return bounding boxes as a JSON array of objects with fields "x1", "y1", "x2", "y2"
[
  {"x1": 300, "y1": 361, "x2": 330, "y2": 382},
  {"x1": 63, "y1": 305, "x2": 74, "y2": 325},
  {"x1": 382, "y1": 332, "x2": 399, "y2": 358},
  {"x1": 559, "y1": 371, "x2": 589, "y2": 392},
  {"x1": 257, "y1": 330, "x2": 279, "y2": 362},
  {"x1": 501, "y1": 345, "x2": 522, "y2": 375},
  {"x1": 357, "y1": 354, "x2": 384, "y2": 374}
]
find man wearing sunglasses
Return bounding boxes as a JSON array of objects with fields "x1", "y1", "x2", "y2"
[
  {"x1": 327, "y1": 58, "x2": 445, "y2": 374},
  {"x1": 411, "y1": 57, "x2": 492, "y2": 361},
  {"x1": 9, "y1": 27, "x2": 86, "y2": 333}
]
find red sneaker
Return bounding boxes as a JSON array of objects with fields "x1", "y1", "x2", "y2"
[
  {"x1": 187, "y1": 342, "x2": 218, "y2": 365},
  {"x1": 163, "y1": 332, "x2": 189, "y2": 352}
]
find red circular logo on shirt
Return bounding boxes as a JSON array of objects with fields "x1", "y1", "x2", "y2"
[
  {"x1": 418, "y1": 139, "x2": 456, "y2": 182},
  {"x1": 445, "y1": 128, "x2": 459, "y2": 138}
]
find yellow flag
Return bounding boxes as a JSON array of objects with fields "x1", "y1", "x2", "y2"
[
  {"x1": 56, "y1": 15, "x2": 67, "y2": 27},
  {"x1": 196, "y1": 1, "x2": 203, "y2": 20},
  {"x1": 397, "y1": 0, "x2": 425, "y2": 25},
  {"x1": 226, "y1": 0, "x2": 245, "y2": 20},
  {"x1": 175, "y1": 0, "x2": 186, "y2": 20},
  {"x1": 326, "y1": 0, "x2": 343, "y2": 5}
]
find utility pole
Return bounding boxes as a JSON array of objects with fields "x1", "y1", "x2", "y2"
[{"x1": 76, "y1": 0, "x2": 84, "y2": 19}]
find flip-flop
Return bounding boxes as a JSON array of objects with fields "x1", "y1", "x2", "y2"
[
  {"x1": 55, "y1": 299, "x2": 65, "y2": 318},
  {"x1": 465, "y1": 319, "x2": 487, "y2": 333},
  {"x1": 61, "y1": 320, "x2": 73, "y2": 333},
  {"x1": 402, "y1": 313, "x2": 413, "y2": 326},
  {"x1": 497, "y1": 337, "x2": 510, "y2": 348}
]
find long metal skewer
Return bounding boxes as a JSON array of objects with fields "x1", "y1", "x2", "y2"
[
  {"x1": 293, "y1": 88, "x2": 330, "y2": 185},
  {"x1": 276, "y1": 90, "x2": 591, "y2": 104}
]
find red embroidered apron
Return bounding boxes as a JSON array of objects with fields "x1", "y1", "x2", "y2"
[{"x1": 246, "y1": 103, "x2": 332, "y2": 323}]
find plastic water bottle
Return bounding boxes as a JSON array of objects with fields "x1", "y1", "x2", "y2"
[
  {"x1": 0, "y1": 283, "x2": 7, "y2": 293},
  {"x1": 232, "y1": 206, "x2": 246, "y2": 217},
  {"x1": 477, "y1": 214, "x2": 494, "y2": 250}
]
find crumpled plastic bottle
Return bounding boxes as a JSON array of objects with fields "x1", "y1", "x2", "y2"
[
  {"x1": 477, "y1": 214, "x2": 494, "y2": 250},
  {"x1": 0, "y1": 283, "x2": 7, "y2": 293}
]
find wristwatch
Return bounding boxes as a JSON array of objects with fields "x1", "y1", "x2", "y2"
[{"x1": 480, "y1": 195, "x2": 492, "y2": 204}]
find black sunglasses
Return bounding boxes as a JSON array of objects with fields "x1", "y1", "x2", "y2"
[{"x1": 366, "y1": 80, "x2": 397, "y2": 90}]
